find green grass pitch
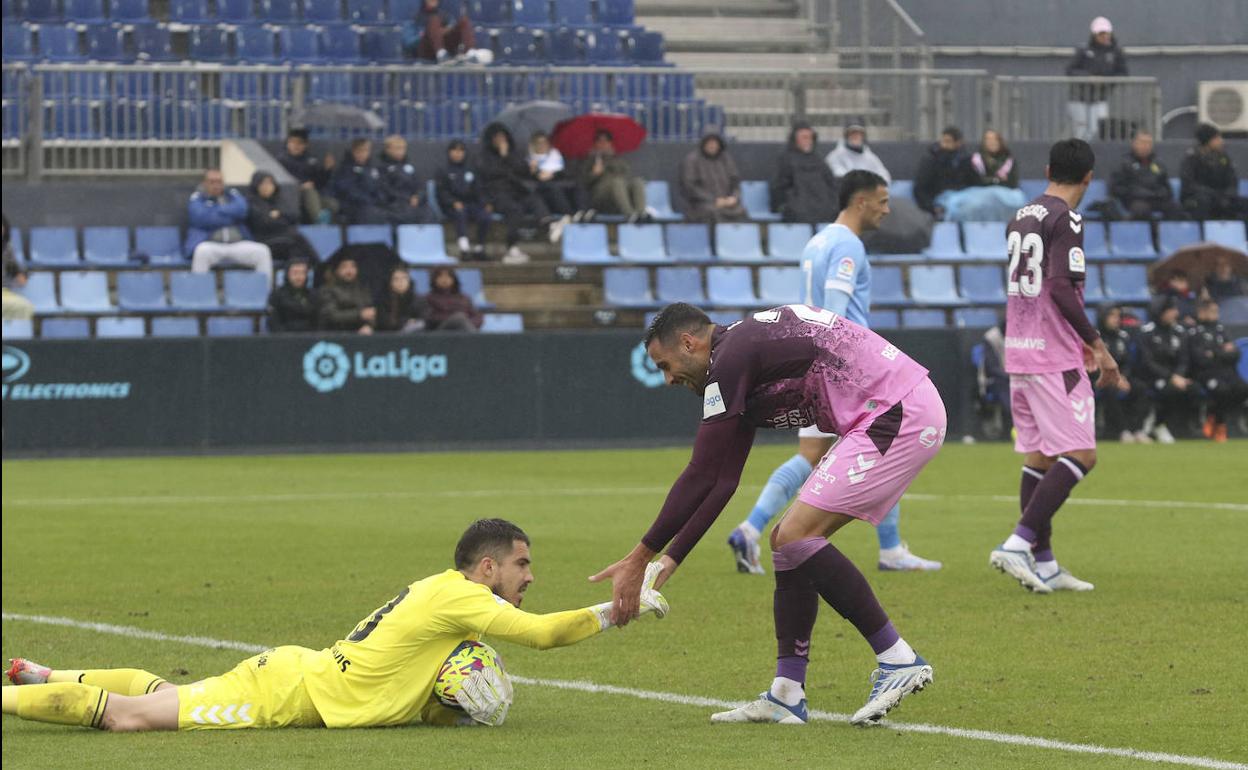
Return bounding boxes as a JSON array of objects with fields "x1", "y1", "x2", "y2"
[{"x1": 3, "y1": 442, "x2": 1246, "y2": 769}]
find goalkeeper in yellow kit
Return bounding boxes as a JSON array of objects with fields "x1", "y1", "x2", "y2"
[{"x1": 3, "y1": 519, "x2": 668, "y2": 731}]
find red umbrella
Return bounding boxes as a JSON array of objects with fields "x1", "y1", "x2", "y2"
[{"x1": 551, "y1": 113, "x2": 646, "y2": 159}]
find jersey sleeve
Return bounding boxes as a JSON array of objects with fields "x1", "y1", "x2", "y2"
[
  {"x1": 433, "y1": 582, "x2": 512, "y2": 636},
  {"x1": 483, "y1": 604, "x2": 601, "y2": 650},
  {"x1": 1047, "y1": 209, "x2": 1086, "y2": 284},
  {"x1": 824, "y1": 239, "x2": 866, "y2": 298},
  {"x1": 700, "y1": 343, "x2": 754, "y2": 425}
]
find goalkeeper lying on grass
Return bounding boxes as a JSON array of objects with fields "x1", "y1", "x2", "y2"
[{"x1": 3, "y1": 518, "x2": 668, "y2": 731}]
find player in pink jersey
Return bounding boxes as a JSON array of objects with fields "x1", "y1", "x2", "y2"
[
  {"x1": 590, "y1": 302, "x2": 946, "y2": 726},
  {"x1": 990, "y1": 139, "x2": 1120, "y2": 594}
]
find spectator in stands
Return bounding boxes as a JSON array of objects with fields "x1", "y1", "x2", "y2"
[
  {"x1": 771, "y1": 122, "x2": 838, "y2": 224},
  {"x1": 1139, "y1": 296, "x2": 1202, "y2": 442},
  {"x1": 1180, "y1": 124, "x2": 1248, "y2": 221},
  {"x1": 330, "y1": 138, "x2": 389, "y2": 225},
  {"x1": 318, "y1": 257, "x2": 375, "y2": 334},
  {"x1": 378, "y1": 135, "x2": 438, "y2": 226},
  {"x1": 1206, "y1": 255, "x2": 1246, "y2": 301},
  {"x1": 245, "y1": 171, "x2": 318, "y2": 264},
  {"x1": 1097, "y1": 305, "x2": 1151, "y2": 443},
  {"x1": 1110, "y1": 130, "x2": 1185, "y2": 221},
  {"x1": 186, "y1": 168, "x2": 274, "y2": 285},
  {"x1": 825, "y1": 123, "x2": 891, "y2": 184},
  {"x1": 679, "y1": 131, "x2": 747, "y2": 224},
  {"x1": 1065, "y1": 16, "x2": 1127, "y2": 141},
  {"x1": 480, "y1": 122, "x2": 552, "y2": 264},
  {"x1": 403, "y1": 0, "x2": 476, "y2": 63},
  {"x1": 1157, "y1": 269, "x2": 1198, "y2": 324},
  {"x1": 528, "y1": 131, "x2": 588, "y2": 224},
  {"x1": 375, "y1": 267, "x2": 427, "y2": 333},
  {"x1": 267, "y1": 259, "x2": 318, "y2": 333},
  {"x1": 2, "y1": 214, "x2": 34, "y2": 321},
  {"x1": 1189, "y1": 298, "x2": 1247, "y2": 442},
  {"x1": 424, "y1": 266, "x2": 482, "y2": 332},
  {"x1": 276, "y1": 128, "x2": 335, "y2": 224},
  {"x1": 581, "y1": 129, "x2": 648, "y2": 222},
  {"x1": 436, "y1": 140, "x2": 490, "y2": 260},
  {"x1": 946, "y1": 129, "x2": 1027, "y2": 222},
  {"x1": 913, "y1": 126, "x2": 969, "y2": 218}
]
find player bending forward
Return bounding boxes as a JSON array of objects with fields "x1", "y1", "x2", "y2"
[
  {"x1": 592, "y1": 303, "x2": 946, "y2": 726},
  {"x1": 989, "y1": 139, "x2": 1119, "y2": 594},
  {"x1": 4, "y1": 519, "x2": 667, "y2": 731}
]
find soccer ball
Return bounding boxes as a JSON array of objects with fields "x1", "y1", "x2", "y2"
[{"x1": 434, "y1": 640, "x2": 506, "y2": 710}]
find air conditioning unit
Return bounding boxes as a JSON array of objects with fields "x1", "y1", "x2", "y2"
[{"x1": 1198, "y1": 81, "x2": 1248, "y2": 132}]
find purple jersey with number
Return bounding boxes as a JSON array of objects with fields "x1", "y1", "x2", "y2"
[
  {"x1": 1004, "y1": 194, "x2": 1087, "y2": 374},
  {"x1": 701, "y1": 304, "x2": 929, "y2": 436}
]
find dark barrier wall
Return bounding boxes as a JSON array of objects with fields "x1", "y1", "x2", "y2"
[{"x1": 2, "y1": 329, "x2": 976, "y2": 455}]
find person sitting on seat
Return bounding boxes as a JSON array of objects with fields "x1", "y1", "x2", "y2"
[{"x1": 679, "y1": 131, "x2": 747, "y2": 224}]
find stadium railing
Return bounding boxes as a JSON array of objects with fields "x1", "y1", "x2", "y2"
[{"x1": 991, "y1": 76, "x2": 1162, "y2": 142}]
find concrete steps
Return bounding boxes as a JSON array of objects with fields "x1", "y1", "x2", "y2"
[
  {"x1": 637, "y1": 16, "x2": 819, "y2": 53},
  {"x1": 636, "y1": 0, "x2": 800, "y2": 18}
]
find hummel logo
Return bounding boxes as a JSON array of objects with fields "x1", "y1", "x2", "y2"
[
  {"x1": 855, "y1": 454, "x2": 876, "y2": 471},
  {"x1": 1071, "y1": 396, "x2": 1093, "y2": 423},
  {"x1": 848, "y1": 454, "x2": 874, "y2": 485}
]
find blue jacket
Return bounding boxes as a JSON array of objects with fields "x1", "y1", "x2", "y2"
[{"x1": 185, "y1": 188, "x2": 252, "y2": 256}]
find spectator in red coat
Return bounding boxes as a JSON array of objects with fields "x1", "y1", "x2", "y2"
[{"x1": 425, "y1": 267, "x2": 482, "y2": 332}]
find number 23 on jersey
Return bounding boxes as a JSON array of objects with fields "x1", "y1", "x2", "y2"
[{"x1": 1007, "y1": 231, "x2": 1043, "y2": 298}]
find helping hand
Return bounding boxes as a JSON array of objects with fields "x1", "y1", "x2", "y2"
[{"x1": 589, "y1": 551, "x2": 648, "y2": 626}]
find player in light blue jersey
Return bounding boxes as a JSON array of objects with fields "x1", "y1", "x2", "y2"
[{"x1": 728, "y1": 170, "x2": 942, "y2": 574}]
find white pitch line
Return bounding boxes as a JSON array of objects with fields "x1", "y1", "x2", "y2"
[{"x1": 3, "y1": 612, "x2": 1244, "y2": 770}]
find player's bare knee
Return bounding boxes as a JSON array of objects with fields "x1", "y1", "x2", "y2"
[{"x1": 1067, "y1": 450, "x2": 1097, "y2": 471}]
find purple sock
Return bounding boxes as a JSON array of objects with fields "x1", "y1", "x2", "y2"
[
  {"x1": 786, "y1": 537, "x2": 895, "y2": 654},
  {"x1": 1020, "y1": 465, "x2": 1052, "y2": 560},
  {"x1": 773, "y1": 566, "x2": 819, "y2": 684},
  {"x1": 1015, "y1": 457, "x2": 1088, "y2": 554}
]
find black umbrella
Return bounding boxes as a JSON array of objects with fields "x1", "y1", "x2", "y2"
[{"x1": 492, "y1": 101, "x2": 574, "y2": 145}]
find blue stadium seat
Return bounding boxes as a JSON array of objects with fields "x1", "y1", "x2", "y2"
[
  {"x1": 396, "y1": 224, "x2": 453, "y2": 264},
  {"x1": 617, "y1": 224, "x2": 667, "y2": 262},
  {"x1": 3, "y1": 24, "x2": 34, "y2": 60},
  {"x1": 25, "y1": 0, "x2": 60, "y2": 19},
  {"x1": 347, "y1": 0, "x2": 387, "y2": 24},
  {"x1": 600, "y1": 0, "x2": 633, "y2": 25},
  {"x1": 133, "y1": 226, "x2": 184, "y2": 264},
  {"x1": 888, "y1": 179, "x2": 914, "y2": 202},
  {"x1": 548, "y1": 26, "x2": 584, "y2": 63},
  {"x1": 1108, "y1": 221, "x2": 1156, "y2": 259},
  {"x1": 909, "y1": 265, "x2": 965, "y2": 306},
  {"x1": 922, "y1": 222, "x2": 963, "y2": 258},
  {"x1": 707, "y1": 310, "x2": 742, "y2": 326},
  {"x1": 554, "y1": 0, "x2": 590, "y2": 25},
  {"x1": 320, "y1": 25, "x2": 361, "y2": 62},
  {"x1": 66, "y1": 0, "x2": 107, "y2": 22},
  {"x1": 117, "y1": 272, "x2": 169, "y2": 311},
  {"x1": 279, "y1": 27, "x2": 320, "y2": 62},
  {"x1": 643, "y1": 181, "x2": 682, "y2": 223},
  {"x1": 59, "y1": 271, "x2": 113, "y2": 312},
  {"x1": 218, "y1": 0, "x2": 255, "y2": 22},
  {"x1": 18, "y1": 272, "x2": 61, "y2": 313},
  {"x1": 715, "y1": 223, "x2": 764, "y2": 261},
  {"x1": 497, "y1": 28, "x2": 537, "y2": 63},
  {"x1": 706, "y1": 266, "x2": 760, "y2": 306},
  {"x1": 41, "y1": 317, "x2": 91, "y2": 339},
  {"x1": 665, "y1": 224, "x2": 713, "y2": 262},
  {"x1": 1081, "y1": 179, "x2": 1108, "y2": 218},
  {"x1": 655, "y1": 266, "x2": 705, "y2": 304},
  {"x1": 1083, "y1": 264, "x2": 1105, "y2": 302},
  {"x1": 766, "y1": 223, "x2": 812, "y2": 260},
  {"x1": 740, "y1": 181, "x2": 781, "y2": 222},
  {"x1": 111, "y1": 0, "x2": 150, "y2": 21},
  {"x1": 236, "y1": 26, "x2": 277, "y2": 63},
  {"x1": 1102, "y1": 264, "x2": 1150, "y2": 303},
  {"x1": 223, "y1": 271, "x2": 269, "y2": 310},
  {"x1": 562, "y1": 223, "x2": 615, "y2": 263},
  {"x1": 872, "y1": 264, "x2": 909, "y2": 305},
  {"x1": 867, "y1": 309, "x2": 899, "y2": 329},
  {"x1": 8, "y1": 227, "x2": 23, "y2": 263},
  {"x1": 150, "y1": 316, "x2": 200, "y2": 337},
  {"x1": 481, "y1": 313, "x2": 525, "y2": 333},
  {"x1": 346, "y1": 224, "x2": 393, "y2": 247},
  {"x1": 901, "y1": 308, "x2": 946, "y2": 328},
  {"x1": 1080, "y1": 220, "x2": 1109, "y2": 260},
  {"x1": 603, "y1": 267, "x2": 655, "y2": 307},
  {"x1": 40, "y1": 27, "x2": 82, "y2": 61},
  {"x1": 96, "y1": 316, "x2": 146, "y2": 338},
  {"x1": 264, "y1": 0, "x2": 299, "y2": 22},
  {"x1": 1224, "y1": 298, "x2": 1248, "y2": 326},
  {"x1": 757, "y1": 265, "x2": 801, "y2": 305},
  {"x1": 961, "y1": 221, "x2": 1006, "y2": 260},
  {"x1": 206, "y1": 315, "x2": 255, "y2": 336},
  {"x1": 169, "y1": 272, "x2": 221, "y2": 310},
  {"x1": 512, "y1": 0, "x2": 550, "y2": 26},
  {"x1": 130, "y1": 23, "x2": 175, "y2": 61},
  {"x1": 472, "y1": 0, "x2": 511, "y2": 24},
  {"x1": 2, "y1": 318, "x2": 34, "y2": 339},
  {"x1": 958, "y1": 264, "x2": 1006, "y2": 303},
  {"x1": 953, "y1": 307, "x2": 999, "y2": 328},
  {"x1": 586, "y1": 26, "x2": 623, "y2": 64},
  {"x1": 190, "y1": 26, "x2": 230, "y2": 61},
  {"x1": 361, "y1": 28, "x2": 404, "y2": 63},
  {"x1": 1157, "y1": 220, "x2": 1201, "y2": 255},
  {"x1": 627, "y1": 30, "x2": 663, "y2": 64},
  {"x1": 407, "y1": 269, "x2": 430, "y2": 294},
  {"x1": 169, "y1": 0, "x2": 213, "y2": 22},
  {"x1": 81, "y1": 227, "x2": 132, "y2": 266},
  {"x1": 29, "y1": 227, "x2": 80, "y2": 266},
  {"x1": 1204, "y1": 220, "x2": 1248, "y2": 252},
  {"x1": 304, "y1": 0, "x2": 343, "y2": 22},
  {"x1": 84, "y1": 24, "x2": 126, "y2": 61},
  {"x1": 455, "y1": 268, "x2": 491, "y2": 308},
  {"x1": 1018, "y1": 179, "x2": 1046, "y2": 201},
  {"x1": 298, "y1": 225, "x2": 342, "y2": 261}
]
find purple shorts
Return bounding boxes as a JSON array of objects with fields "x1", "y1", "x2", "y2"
[
  {"x1": 796, "y1": 377, "x2": 946, "y2": 525},
  {"x1": 1010, "y1": 369, "x2": 1096, "y2": 457}
]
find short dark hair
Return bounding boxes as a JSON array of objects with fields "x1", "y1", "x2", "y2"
[
  {"x1": 1195, "y1": 123, "x2": 1220, "y2": 147},
  {"x1": 941, "y1": 126, "x2": 962, "y2": 142},
  {"x1": 447, "y1": 139, "x2": 466, "y2": 152},
  {"x1": 350, "y1": 137, "x2": 372, "y2": 152},
  {"x1": 454, "y1": 518, "x2": 530, "y2": 570},
  {"x1": 287, "y1": 128, "x2": 310, "y2": 141},
  {"x1": 594, "y1": 129, "x2": 614, "y2": 142},
  {"x1": 530, "y1": 131, "x2": 549, "y2": 142},
  {"x1": 644, "y1": 302, "x2": 712, "y2": 347},
  {"x1": 838, "y1": 169, "x2": 888, "y2": 210},
  {"x1": 1197, "y1": 298, "x2": 1218, "y2": 311},
  {"x1": 1047, "y1": 138, "x2": 1095, "y2": 184}
]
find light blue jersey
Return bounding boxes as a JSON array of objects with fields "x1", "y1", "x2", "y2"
[{"x1": 801, "y1": 223, "x2": 871, "y2": 327}]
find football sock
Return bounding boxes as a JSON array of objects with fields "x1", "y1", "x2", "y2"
[
  {"x1": 1002, "y1": 533, "x2": 1033, "y2": 551},
  {"x1": 1015, "y1": 457, "x2": 1088, "y2": 546},
  {"x1": 780, "y1": 537, "x2": 896, "y2": 655},
  {"x1": 746, "y1": 454, "x2": 813, "y2": 533},
  {"x1": 769, "y1": 677, "x2": 805, "y2": 707},
  {"x1": 1035, "y1": 559, "x2": 1060, "y2": 579},
  {"x1": 771, "y1": 558, "x2": 819, "y2": 689},
  {"x1": 49, "y1": 668, "x2": 167, "y2": 696},
  {"x1": 876, "y1": 637, "x2": 918, "y2": 666},
  {"x1": 1020, "y1": 466, "x2": 1054, "y2": 562},
  {"x1": 3, "y1": 683, "x2": 109, "y2": 728},
  {"x1": 875, "y1": 503, "x2": 902, "y2": 550}
]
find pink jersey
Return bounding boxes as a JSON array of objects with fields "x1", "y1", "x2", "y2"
[
  {"x1": 702, "y1": 304, "x2": 929, "y2": 436},
  {"x1": 1004, "y1": 194, "x2": 1088, "y2": 374}
]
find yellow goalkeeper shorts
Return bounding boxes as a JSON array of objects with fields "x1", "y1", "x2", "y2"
[{"x1": 177, "y1": 646, "x2": 324, "y2": 730}]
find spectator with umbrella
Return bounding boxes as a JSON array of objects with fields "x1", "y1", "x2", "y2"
[{"x1": 554, "y1": 115, "x2": 649, "y2": 222}]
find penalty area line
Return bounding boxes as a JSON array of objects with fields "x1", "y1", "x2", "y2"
[{"x1": 3, "y1": 612, "x2": 1244, "y2": 770}]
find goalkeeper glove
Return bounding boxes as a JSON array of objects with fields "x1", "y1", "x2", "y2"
[
  {"x1": 591, "y1": 560, "x2": 670, "y2": 629},
  {"x1": 453, "y1": 665, "x2": 514, "y2": 727}
]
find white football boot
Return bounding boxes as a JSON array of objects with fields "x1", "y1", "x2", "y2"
[
  {"x1": 711, "y1": 692, "x2": 807, "y2": 725},
  {"x1": 878, "y1": 543, "x2": 942, "y2": 571},
  {"x1": 849, "y1": 655, "x2": 933, "y2": 726},
  {"x1": 1043, "y1": 569, "x2": 1095, "y2": 592}
]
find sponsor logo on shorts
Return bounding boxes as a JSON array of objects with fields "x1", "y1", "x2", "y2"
[
  {"x1": 703, "y1": 382, "x2": 726, "y2": 419},
  {"x1": 1068, "y1": 246, "x2": 1086, "y2": 273}
]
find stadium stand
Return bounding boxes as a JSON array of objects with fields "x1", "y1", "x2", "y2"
[
  {"x1": 714, "y1": 223, "x2": 765, "y2": 261},
  {"x1": 664, "y1": 224, "x2": 713, "y2": 262},
  {"x1": 96, "y1": 315, "x2": 146, "y2": 338},
  {"x1": 655, "y1": 266, "x2": 705, "y2": 304},
  {"x1": 705, "y1": 266, "x2": 760, "y2": 307}
]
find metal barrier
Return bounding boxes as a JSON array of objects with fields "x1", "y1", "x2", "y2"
[
  {"x1": 2, "y1": 64, "x2": 27, "y2": 176},
  {"x1": 991, "y1": 76, "x2": 1162, "y2": 142}
]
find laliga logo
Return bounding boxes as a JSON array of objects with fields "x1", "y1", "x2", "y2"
[
  {"x1": 630, "y1": 342, "x2": 665, "y2": 388},
  {"x1": 2, "y1": 346, "x2": 31, "y2": 383},
  {"x1": 303, "y1": 341, "x2": 351, "y2": 393},
  {"x1": 302, "y1": 341, "x2": 448, "y2": 393}
]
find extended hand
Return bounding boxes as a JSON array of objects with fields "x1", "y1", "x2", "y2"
[{"x1": 588, "y1": 554, "x2": 646, "y2": 626}]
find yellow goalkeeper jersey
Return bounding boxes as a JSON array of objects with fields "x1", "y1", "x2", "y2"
[{"x1": 301, "y1": 569, "x2": 601, "y2": 728}]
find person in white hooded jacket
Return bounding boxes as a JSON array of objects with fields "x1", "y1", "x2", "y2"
[{"x1": 825, "y1": 125, "x2": 891, "y2": 185}]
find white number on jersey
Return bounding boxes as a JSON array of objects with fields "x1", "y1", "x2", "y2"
[
  {"x1": 1007, "y1": 231, "x2": 1044, "y2": 298},
  {"x1": 754, "y1": 304, "x2": 839, "y2": 328}
]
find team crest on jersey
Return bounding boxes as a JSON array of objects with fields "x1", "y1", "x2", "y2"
[
  {"x1": 1068, "y1": 246, "x2": 1086, "y2": 273},
  {"x1": 836, "y1": 257, "x2": 856, "y2": 280}
]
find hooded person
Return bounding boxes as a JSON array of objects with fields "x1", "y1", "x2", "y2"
[
  {"x1": 375, "y1": 266, "x2": 428, "y2": 333},
  {"x1": 770, "y1": 122, "x2": 839, "y2": 223},
  {"x1": 1180, "y1": 124, "x2": 1248, "y2": 221},
  {"x1": 1065, "y1": 16, "x2": 1127, "y2": 141},
  {"x1": 245, "y1": 171, "x2": 319, "y2": 264},
  {"x1": 329, "y1": 138, "x2": 390, "y2": 225},
  {"x1": 678, "y1": 131, "x2": 747, "y2": 224},
  {"x1": 267, "y1": 258, "x2": 319, "y2": 333},
  {"x1": 424, "y1": 266, "x2": 483, "y2": 331},
  {"x1": 825, "y1": 124, "x2": 891, "y2": 184},
  {"x1": 479, "y1": 122, "x2": 551, "y2": 264}
]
